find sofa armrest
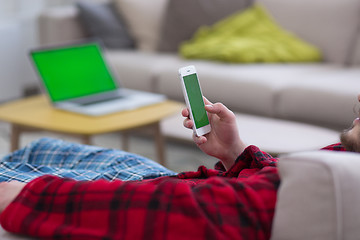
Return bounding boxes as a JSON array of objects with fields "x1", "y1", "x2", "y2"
[
  {"x1": 38, "y1": 6, "x2": 88, "y2": 46},
  {"x1": 271, "y1": 150, "x2": 360, "y2": 240}
]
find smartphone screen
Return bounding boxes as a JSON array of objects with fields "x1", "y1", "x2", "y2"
[{"x1": 183, "y1": 73, "x2": 209, "y2": 128}]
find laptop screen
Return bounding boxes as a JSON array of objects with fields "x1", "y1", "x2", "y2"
[{"x1": 31, "y1": 42, "x2": 117, "y2": 102}]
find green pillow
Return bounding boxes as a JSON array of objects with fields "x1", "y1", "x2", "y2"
[{"x1": 179, "y1": 4, "x2": 322, "y2": 63}]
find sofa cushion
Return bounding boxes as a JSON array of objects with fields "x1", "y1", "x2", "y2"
[
  {"x1": 271, "y1": 151, "x2": 360, "y2": 240},
  {"x1": 349, "y1": 29, "x2": 360, "y2": 66},
  {"x1": 162, "y1": 112, "x2": 339, "y2": 155},
  {"x1": 156, "y1": 61, "x2": 333, "y2": 116},
  {"x1": 257, "y1": 0, "x2": 360, "y2": 64},
  {"x1": 105, "y1": 50, "x2": 182, "y2": 92},
  {"x1": 38, "y1": 6, "x2": 88, "y2": 46},
  {"x1": 76, "y1": 1, "x2": 134, "y2": 49},
  {"x1": 157, "y1": 0, "x2": 253, "y2": 52},
  {"x1": 114, "y1": 0, "x2": 168, "y2": 52},
  {"x1": 179, "y1": 4, "x2": 322, "y2": 63},
  {"x1": 275, "y1": 67, "x2": 360, "y2": 129}
]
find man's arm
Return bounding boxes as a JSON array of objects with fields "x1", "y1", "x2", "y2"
[
  {"x1": 0, "y1": 181, "x2": 25, "y2": 213},
  {"x1": 1, "y1": 172, "x2": 279, "y2": 240},
  {"x1": 0, "y1": 148, "x2": 279, "y2": 240}
]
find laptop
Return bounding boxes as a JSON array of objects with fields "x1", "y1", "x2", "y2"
[{"x1": 29, "y1": 41, "x2": 166, "y2": 116}]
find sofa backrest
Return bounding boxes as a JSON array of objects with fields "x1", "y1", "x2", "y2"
[
  {"x1": 257, "y1": 0, "x2": 360, "y2": 65},
  {"x1": 348, "y1": 26, "x2": 360, "y2": 66},
  {"x1": 272, "y1": 151, "x2": 360, "y2": 240},
  {"x1": 38, "y1": 0, "x2": 360, "y2": 66},
  {"x1": 38, "y1": 6, "x2": 88, "y2": 46}
]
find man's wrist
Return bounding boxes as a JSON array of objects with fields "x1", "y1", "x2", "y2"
[
  {"x1": 221, "y1": 142, "x2": 247, "y2": 170},
  {"x1": 0, "y1": 181, "x2": 26, "y2": 213}
]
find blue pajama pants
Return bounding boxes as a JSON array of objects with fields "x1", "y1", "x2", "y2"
[{"x1": 0, "y1": 138, "x2": 176, "y2": 182}]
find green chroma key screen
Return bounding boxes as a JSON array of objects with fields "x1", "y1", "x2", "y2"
[
  {"x1": 183, "y1": 73, "x2": 209, "y2": 128},
  {"x1": 31, "y1": 43, "x2": 117, "y2": 102}
]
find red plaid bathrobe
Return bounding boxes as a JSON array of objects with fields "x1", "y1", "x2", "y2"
[{"x1": 0, "y1": 144, "x2": 345, "y2": 240}]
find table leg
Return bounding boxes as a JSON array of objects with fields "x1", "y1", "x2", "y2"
[
  {"x1": 118, "y1": 123, "x2": 166, "y2": 166},
  {"x1": 10, "y1": 124, "x2": 21, "y2": 152},
  {"x1": 154, "y1": 122, "x2": 166, "y2": 167},
  {"x1": 121, "y1": 132, "x2": 129, "y2": 151},
  {"x1": 81, "y1": 135, "x2": 91, "y2": 145}
]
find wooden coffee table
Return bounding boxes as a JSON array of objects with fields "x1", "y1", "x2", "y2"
[{"x1": 0, "y1": 95, "x2": 183, "y2": 166}]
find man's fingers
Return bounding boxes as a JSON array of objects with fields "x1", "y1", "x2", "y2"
[
  {"x1": 193, "y1": 134, "x2": 207, "y2": 145},
  {"x1": 183, "y1": 118, "x2": 193, "y2": 129},
  {"x1": 203, "y1": 96, "x2": 212, "y2": 105},
  {"x1": 203, "y1": 96, "x2": 231, "y2": 119},
  {"x1": 181, "y1": 108, "x2": 189, "y2": 118},
  {"x1": 205, "y1": 102, "x2": 235, "y2": 121}
]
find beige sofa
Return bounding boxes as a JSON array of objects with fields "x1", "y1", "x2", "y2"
[
  {"x1": 272, "y1": 150, "x2": 360, "y2": 240},
  {"x1": 35, "y1": 0, "x2": 360, "y2": 154},
  {"x1": 37, "y1": 0, "x2": 360, "y2": 130}
]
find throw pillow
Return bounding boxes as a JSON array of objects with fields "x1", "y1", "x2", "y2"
[
  {"x1": 179, "y1": 4, "x2": 322, "y2": 63},
  {"x1": 114, "y1": 0, "x2": 168, "y2": 52},
  {"x1": 76, "y1": 1, "x2": 134, "y2": 49},
  {"x1": 158, "y1": 0, "x2": 254, "y2": 52}
]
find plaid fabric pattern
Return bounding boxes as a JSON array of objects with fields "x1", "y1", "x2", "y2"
[
  {"x1": 321, "y1": 142, "x2": 346, "y2": 151},
  {"x1": 0, "y1": 138, "x2": 175, "y2": 182},
  {"x1": 1, "y1": 144, "x2": 281, "y2": 240}
]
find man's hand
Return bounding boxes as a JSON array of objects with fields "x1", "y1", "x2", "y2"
[
  {"x1": 182, "y1": 98, "x2": 247, "y2": 170},
  {"x1": 0, "y1": 181, "x2": 26, "y2": 213}
]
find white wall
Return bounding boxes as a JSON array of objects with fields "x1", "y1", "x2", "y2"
[
  {"x1": 0, "y1": 0, "x2": 76, "y2": 102},
  {"x1": 0, "y1": 22, "x2": 22, "y2": 102}
]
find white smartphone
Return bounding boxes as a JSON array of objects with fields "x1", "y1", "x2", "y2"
[{"x1": 179, "y1": 65, "x2": 211, "y2": 136}]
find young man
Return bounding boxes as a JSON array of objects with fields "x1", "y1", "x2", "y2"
[{"x1": 0, "y1": 95, "x2": 356, "y2": 240}]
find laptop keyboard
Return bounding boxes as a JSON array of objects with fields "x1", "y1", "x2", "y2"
[{"x1": 78, "y1": 96, "x2": 124, "y2": 106}]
